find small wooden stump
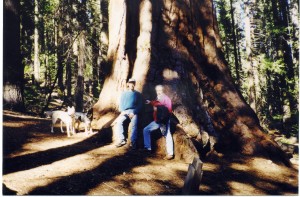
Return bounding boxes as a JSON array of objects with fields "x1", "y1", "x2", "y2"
[{"x1": 182, "y1": 156, "x2": 203, "y2": 195}]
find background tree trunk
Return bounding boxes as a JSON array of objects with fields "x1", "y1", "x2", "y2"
[
  {"x1": 74, "y1": 32, "x2": 86, "y2": 112},
  {"x1": 33, "y1": 0, "x2": 40, "y2": 84},
  {"x1": 229, "y1": 0, "x2": 240, "y2": 87},
  {"x1": 92, "y1": 0, "x2": 290, "y2": 165},
  {"x1": 244, "y1": 2, "x2": 257, "y2": 112},
  {"x1": 3, "y1": 0, "x2": 25, "y2": 112},
  {"x1": 56, "y1": 0, "x2": 65, "y2": 92},
  {"x1": 92, "y1": 0, "x2": 129, "y2": 116}
]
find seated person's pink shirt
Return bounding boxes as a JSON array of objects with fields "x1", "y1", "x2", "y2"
[{"x1": 149, "y1": 95, "x2": 172, "y2": 121}]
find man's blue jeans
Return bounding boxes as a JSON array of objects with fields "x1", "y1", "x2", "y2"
[
  {"x1": 143, "y1": 119, "x2": 174, "y2": 156},
  {"x1": 116, "y1": 109, "x2": 138, "y2": 144}
]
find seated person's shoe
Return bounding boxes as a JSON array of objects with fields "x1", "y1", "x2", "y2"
[
  {"x1": 141, "y1": 147, "x2": 152, "y2": 154},
  {"x1": 129, "y1": 143, "x2": 137, "y2": 150},
  {"x1": 163, "y1": 155, "x2": 174, "y2": 160},
  {"x1": 160, "y1": 124, "x2": 167, "y2": 135},
  {"x1": 115, "y1": 140, "x2": 126, "y2": 147}
]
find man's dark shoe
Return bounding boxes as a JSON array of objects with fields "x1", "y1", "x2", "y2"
[
  {"x1": 115, "y1": 140, "x2": 126, "y2": 148},
  {"x1": 141, "y1": 148, "x2": 152, "y2": 154},
  {"x1": 129, "y1": 143, "x2": 137, "y2": 150}
]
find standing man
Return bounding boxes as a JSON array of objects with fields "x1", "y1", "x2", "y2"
[
  {"x1": 143, "y1": 85, "x2": 174, "y2": 160},
  {"x1": 115, "y1": 78, "x2": 143, "y2": 150}
]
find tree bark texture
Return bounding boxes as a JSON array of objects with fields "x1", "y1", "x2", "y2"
[
  {"x1": 33, "y1": 0, "x2": 40, "y2": 84},
  {"x1": 93, "y1": 0, "x2": 290, "y2": 165},
  {"x1": 3, "y1": 0, "x2": 25, "y2": 112},
  {"x1": 229, "y1": 0, "x2": 240, "y2": 87},
  {"x1": 75, "y1": 32, "x2": 86, "y2": 112}
]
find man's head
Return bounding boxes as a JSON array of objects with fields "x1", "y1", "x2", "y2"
[
  {"x1": 127, "y1": 78, "x2": 136, "y2": 90},
  {"x1": 155, "y1": 85, "x2": 164, "y2": 100}
]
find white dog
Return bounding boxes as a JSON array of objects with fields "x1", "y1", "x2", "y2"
[{"x1": 44, "y1": 106, "x2": 75, "y2": 137}]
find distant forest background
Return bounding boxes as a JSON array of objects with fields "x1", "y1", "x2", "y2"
[{"x1": 3, "y1": 0, "x2": 299, "y2": 138}]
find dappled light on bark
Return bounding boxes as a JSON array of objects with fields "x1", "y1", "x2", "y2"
[
  {"x1": 92, "y1": 0, "x2": 291, "y2": 166},
  {"x1": 132, "y1": 0, "x2": 152, "y2": 91}
]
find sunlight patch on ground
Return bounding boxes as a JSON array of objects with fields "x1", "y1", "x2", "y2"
[
  {"x1": 228, "y1": 181, "x2": 264, "y2": 195},
  {"x1": 230, "y1": 162, "x2": 251, "y2": 171},
  {"x1": 3, "y1": 147, "x2": 118, "y2": 195},
  {"x1": 203, "y1": 162, "x2": 221, "y2": 172},
  {"x1": 200, "y1": 184, "x2": 213, "y2": 193},
  {"x1": 3, "y1": 110, "x2": 45, "y2": 120},
  {"x1": 3, "y1": 122, "x2": 28, "y2": 128},
  {"x1": 249, "y1": 158, "x2": 293, "y2": 179},
  {"x1": 87, "y1": 157, "x2": 188, "y2": 195},
  {"x1": 8, "y1": 132, "x2": 96, "y2": 157}
]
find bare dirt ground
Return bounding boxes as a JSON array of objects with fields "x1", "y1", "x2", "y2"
[{"x1": 2, "y1": 110, "x2": 299, "y2": 195}]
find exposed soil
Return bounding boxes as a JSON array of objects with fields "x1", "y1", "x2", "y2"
[{"x1": 2, "y1": 110, "x2": 299, "y2": 195}]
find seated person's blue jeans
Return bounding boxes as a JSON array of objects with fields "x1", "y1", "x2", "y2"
[
  {"x1": 116, "y1": 109, "x2": 138, "y2": 145},
  {"x1": 143, "y1": 119, "x2": 174, "y2": 156}
]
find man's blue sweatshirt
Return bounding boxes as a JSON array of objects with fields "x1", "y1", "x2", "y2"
[{"x1": 119, "y1": 90, "x2": 143, "y2": 114}]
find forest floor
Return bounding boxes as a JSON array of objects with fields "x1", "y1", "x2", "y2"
[{"x1": 2, "y1": 110, "x2": 299, "y2": 195}]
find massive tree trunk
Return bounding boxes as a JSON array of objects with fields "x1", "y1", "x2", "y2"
[
  {"x1": 92, "y1": 0, "x2": 290, "y2": 165},
  {"x1": 3, "y1": 0, "x2": 25, "y2": 112}
]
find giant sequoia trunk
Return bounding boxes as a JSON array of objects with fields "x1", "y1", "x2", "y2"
[{"x1": 92, "y1": 0, "x2": 290, "y2": 165}]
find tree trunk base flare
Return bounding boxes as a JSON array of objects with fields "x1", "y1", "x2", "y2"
[
  {"x1": 92, "y1": 111, "x2": 199, "y2": 163},
  {"x1": 91, "y1": 109, "x2": 291, "y2": 166},
  {"x1": 213, "y1": 119, "x2": 292, "y2": 166}
]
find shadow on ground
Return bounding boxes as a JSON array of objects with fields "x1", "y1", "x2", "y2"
[{"x1": 2, "y1": 111, "x2": 299, "y2": 195}]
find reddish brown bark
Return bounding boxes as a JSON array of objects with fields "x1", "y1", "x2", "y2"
[{"x1": 92, "y1": 0, "x2": 290, "y2": 165}]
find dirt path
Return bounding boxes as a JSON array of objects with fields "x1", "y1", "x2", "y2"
[{"x1": 2, "y1": 110, "x2": 299, "y2": 195}]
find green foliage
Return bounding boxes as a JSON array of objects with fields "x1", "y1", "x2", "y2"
[
  {"x1": 24, "y1": 83, "x2": 45, "y2": 114},
  {"x1": 261, "y1": 57, "x2": 286, "y2": 75},
  {"x1": 215, "y1": 0, "x2": 299, "y2": 137},
  {"x1": 19, "y1": 0, "x2": 109, "y2": 114}
]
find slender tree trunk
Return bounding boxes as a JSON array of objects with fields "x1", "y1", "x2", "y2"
[
  {"x1": 91, "y1": 28, "x2": 100, "y2": 97},
  {"x1": 57, "y1": 35, "x2": 64, "y2": 92},
  {"x1": 75, "y1": 32, "x2": 86, "y2": 112},
  {"x1": 92, "y1": 0, "x2": 109, "y2": 95},
  {"x1": 65, "y1": 1, "x2": 72, "y2": 98},
  {"x1": 270, "y1": 0, "x2": 297, "y2": 132},
  {"x1": 230, "y1": 0, "x2": 240, "y2": 87},
  {"x1": 3, "y1": 0, "x2": 25, "y2": 112},
  {"x1": 93, "y1": 0, "x2": 290, "y2": 165},
  {"x1": 33, "y1": 0, "x2": 40, "y2": 84},
  {"x1": 279, "y1": 0, "x2": 297, "y2": 114},
  {"x1": 244, "y1": 2, "x2": 257, "y2": 112},
  {"x1": 66, "y1": 55, "x2": 72, "y2": 98},
  {"x1": 57, "y1": 2, "x2": 65, "y2": 92}
]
